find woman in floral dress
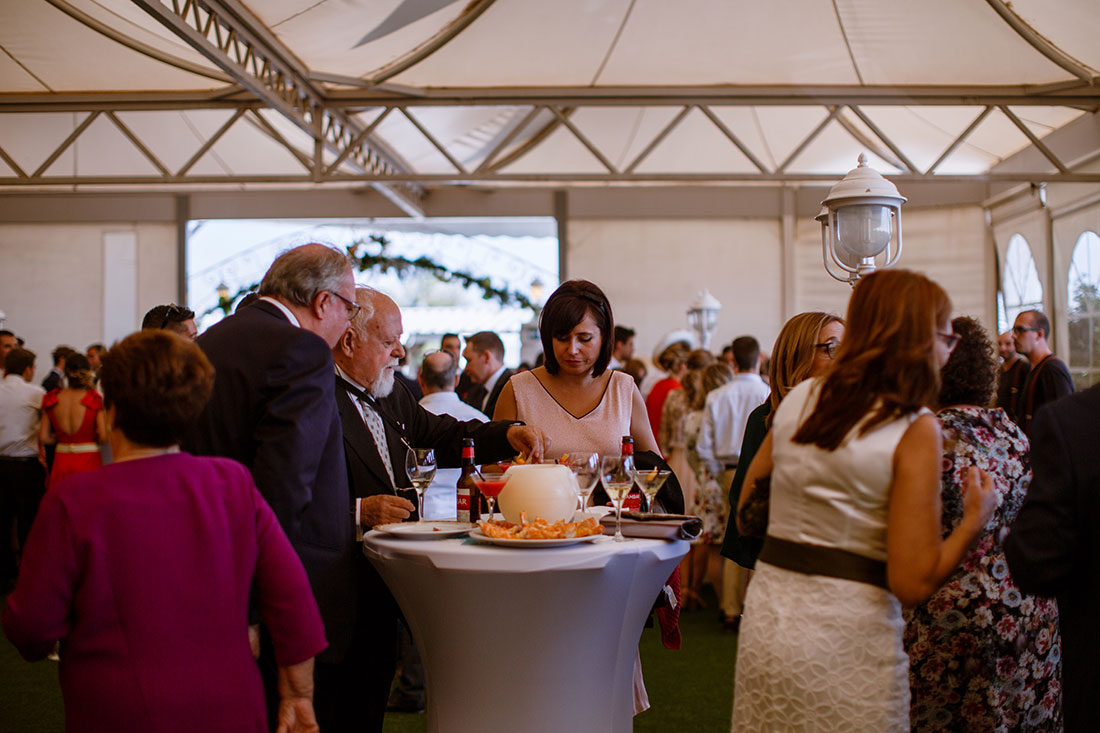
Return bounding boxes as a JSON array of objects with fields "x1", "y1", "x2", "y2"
[{"x1": 905, "y1": 316, "x2": 1061, "y2": 730}]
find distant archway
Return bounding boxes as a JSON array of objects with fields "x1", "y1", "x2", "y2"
[{"x1": 1067, "y1": 231, "x2": 1100, "y2": 389}]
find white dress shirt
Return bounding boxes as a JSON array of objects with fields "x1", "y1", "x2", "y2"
[
  {"x1": 335, "y1": 364, "x2": 395, "y2": 533},
  {"x1": 419, "y1": 391, "x2": 489, "y2": 423},
  {"x1": 259, "y1": 296, "x2": 301, "y2": 327},
  {"x1": 0, "y1": 374, "x2": 46, "y2": 457},
  {"x1": 697, "y1": 372, "x2": 771, "y2": 474}
]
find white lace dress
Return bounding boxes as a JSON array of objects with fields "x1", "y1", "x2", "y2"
[{"x1": 731, "y1": 379, "x2": 926, "y2": 732}]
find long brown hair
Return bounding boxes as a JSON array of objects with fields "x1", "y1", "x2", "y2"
[
  {"x1": 792, "y1": 269, "x2": 950, "y2": 450},
  {"x1": 766, "y1": 311, "x2": 844, "y2": 428}
]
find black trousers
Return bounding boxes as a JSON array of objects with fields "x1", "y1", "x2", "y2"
[{"x1": 0, "y1": 456, "x2": 46, "y2": 587}]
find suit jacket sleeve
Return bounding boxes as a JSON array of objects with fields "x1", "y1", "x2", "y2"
[
  {"x1": 252, "y1": 334, "x2": 338, "y2": 539},
  {"x1": 1004, "y1": 401, "x2": 1078, "y2": 597}
]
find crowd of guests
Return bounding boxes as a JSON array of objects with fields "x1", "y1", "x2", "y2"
[{"x1": 0, "y1": 246, "x2": 1096, "y2": 731}]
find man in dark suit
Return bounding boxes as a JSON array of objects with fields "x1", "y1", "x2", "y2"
[
  {"x1": 1004, "y1": 384, "x2": 1100, "y2": 731},
  {"x1": 333, "y1": 287, "x2": 546, "y2": 732},
  {"x1": 182, "y1": 244, "x2": 360, "y2": 731},
  {"x1": 461, "y1": 330, "x2": 513, "y2": 419},
  {"x1": 40, "y1": 345, "x2": 74, "y2": 392}
]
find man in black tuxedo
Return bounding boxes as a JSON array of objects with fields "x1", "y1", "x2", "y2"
[
  {"x1": 333, "y1": 287, "x2": 547, "y2": 732},
  {"x1": 1005, "y1": 384, "x2": 1100, "y2": 732},
  {"x1": 461, "y1": 330, "x2": 513, "y2": 419},
  {"x1": 183, "y1": 244, "x2": 360, "y2": 731}
]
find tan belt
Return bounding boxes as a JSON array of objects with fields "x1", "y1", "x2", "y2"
[{"x1": 55, "y1": 443, "x2": 99, "y2": 454}]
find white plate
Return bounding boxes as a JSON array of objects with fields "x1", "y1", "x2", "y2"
[
  {"x1": 374, "y1": 521, "x2": 476, "y2": 539},
  {"x1": 468, "y1": 527, "x2": 605, "y2": 548}
]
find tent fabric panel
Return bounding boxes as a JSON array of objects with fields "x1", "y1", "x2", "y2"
[
  {"x1": 1, "y1": 1, "x2": 224, "y2": 92},
  {"x1": 194, "y1": 117, "x2": 313, "y2": 177},
  {"x1": 260, "y1": 0, "x2": 465, "y2": 79},
  {"x1": 41, "y1": 113, "x2": 161, "y2": 178},
  {"x1": 632, "y1": 107, "x2": 759, "y2": 174},
  {"x1": 497, "y1": 124, "x2": 614, "y2": 175},
  {"x1": 595, "y1": 0, "x2": 858, "y2": 86},
  {"x1": 0, "y1": 47, "x2": 49, "y2": 92},
  {"x1": 779, "y1": 118, "x2": 902, "y2": 175},
  {"x1": 837, "y1": 0, "x2": 1072, "y2": 85},
  {"x1": 114, "y1": 110, "x2": 238, "y2": 175},
  {"x1": 1009, "y1": 0, "x2": 1100, "y2": 73},
  {"x1": 737, "y1": 107, "x2": 833, "y2": 173},
  {"x1": 567, "y1": 107, "x2": 683, "y2": 171},
  {"x1": 0, "y1": 112, "x2": 91, "y2": 174},
  {"x1": 389, "y1": 0, "x2": 634, "y2": 87}
]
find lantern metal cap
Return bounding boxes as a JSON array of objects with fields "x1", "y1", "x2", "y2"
[
  {"x1": 821, "y1": 153, "x2": 907, "y2": 209},
  {"x1": 688, "y1": 289, "x2": 722, "y2": 313}
]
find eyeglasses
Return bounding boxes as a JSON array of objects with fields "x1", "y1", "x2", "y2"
[
  {"x1": 1011, "y1": 325, "x2": 1038, "y2": 335},
  {"x1": 159, "y1": 304, "x2": 186, "y2": 330},
  {"x1": 328, "y1": 291, "x2": 362, "y2": 321},
  {"x1": 813, "y1": 341, "x2": 839, "y2": 359},
  {"x1": 937, "y1": 332, "x2": 962, "y2": 353}
]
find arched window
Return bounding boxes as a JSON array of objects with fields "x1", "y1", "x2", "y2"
[
  {"x1": 1067, "y1": 231, "x2": 1100, "y2": 389},
  {"x1": 1000, "y1": 234, "x2": 1043, "y2": 332}
]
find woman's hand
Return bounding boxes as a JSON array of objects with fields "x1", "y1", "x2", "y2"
[
  {"x1": 960, "y1": 466, "x2": 998, "y2": 534},
  {"x1": 506, "y1": 425, "x2": 548, "y2": 463},
  {"x1": 275, "y1": 697, "x2": 319, "y2": 733}
]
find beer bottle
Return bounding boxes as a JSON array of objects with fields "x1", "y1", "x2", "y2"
[
  {"x1": 456, "y1": 438, "x2": 481, "y2": 522},
  {"x1": 621, "y1": 436, "x2": 641, "y2": 511}
]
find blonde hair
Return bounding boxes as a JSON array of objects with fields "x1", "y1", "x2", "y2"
[
  {"x1": 697, "y1": 362, "x2": 733, "y2": 409},
  {"x1": 767, "y1": 312, "x2": 844, "y2": 426}
]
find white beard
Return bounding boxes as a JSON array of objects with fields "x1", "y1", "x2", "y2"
[{"x1": 368, "y1": 365, "x2": 396, "y2": 398}]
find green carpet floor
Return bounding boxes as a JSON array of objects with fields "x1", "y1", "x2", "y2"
[{"x1": 1, "y1": 588, "x2": 737, "y2": 732}]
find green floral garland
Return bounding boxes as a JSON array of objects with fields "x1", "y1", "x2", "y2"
[{"x1": 207, "y1": 234, "x2": 537, "y2": 316}]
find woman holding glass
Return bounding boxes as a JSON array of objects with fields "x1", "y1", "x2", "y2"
[
  {"x1": 732, "y1": 270, "x2": 998, "y2": 730},
  {"x1": 4, "y1": 330, "x2": 326, "y2": 732}
]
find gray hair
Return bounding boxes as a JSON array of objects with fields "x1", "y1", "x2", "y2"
[
  {"x1": 419, "y1": 351, "x2": 457, "y2": 390},
  {"x1": 345, "y1": 286, "x2": 379, "y2": 342},
  {"x1": 259, "y1": 244, "x2": 352, "y2": 308}
]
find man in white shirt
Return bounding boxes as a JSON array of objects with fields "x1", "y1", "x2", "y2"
[
  {"x1": 608, "y1": 325, "x2": 635, "y2": 370},
  {"x1": 418, "y1": 350, "x2": 488, "y2": 422},
  {"x1": 0, "y1": 347, "x2": 47, "y2": 590},
  {"x1": 697, "y1": 335, "x2": 770, "y2": 630},
  {"x1": 461, "y1": 331, "x2": 513, "y2": 419}
]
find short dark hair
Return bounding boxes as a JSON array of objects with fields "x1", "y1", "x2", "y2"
[
  {"x1": 419, "y1": 351, "x2": 457, "y2": 390},
  {"x1": 539, "y1": 280, "x2": 614, "y2": 377},
  {"x1": 0, "y1": 329, "x2": 14, "y2": 340},
  {"x1": 87, "y1": 343, "x2": 105, "y2": 356},
  {"x1": 441, "y1": 333, "x2": 459, "y2": 343},
  {"x1": 4, "y1": 347, "x2": 35, "y2": 376},
  {"x1": 142, "y1": 303, "x2": 196, "y2": 333},
  {"x1": 731, "y1": 336, "x2": 760, "y2": 371},
  {"x1": 100, "y1": 331, "x2": 215, "y2": 447},
  {"x1": 613, "y1": 326, "x2": 635, "y2": 346},
  {"x1": 939, "y1": 316, "x2": 998, "y2": 408},
  {"x1": 466, "y1": 331, "x2": 505, "y2": 361},
  {"x1": 51, "y1": 345, "x2": 76, "y2": 366},
  {"x1": 1019, "y1": 309, "x2": 1051, "y2": 340},
  {"x1": 64, "y1": 353, "x2": 96, "y2": 390}
]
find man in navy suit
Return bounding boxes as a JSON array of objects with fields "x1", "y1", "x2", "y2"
[
  {"x1": 1005, "y1": 384, "x2": 1100, "y2": 731},
  {"x1": 183, "y1": 243, "x2": 360, "y2": 731},
  {"x1": 333, "y1": 287, "x2": 546, "y2": 732},
  {"x1": 461, "y1": 330, "x2": 513, "y2": 419}
]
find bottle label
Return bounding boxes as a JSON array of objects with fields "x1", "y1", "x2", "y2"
[
  {"x1": 457, "y1": 488, "x2": 471, "y2": 522},
  {"x1": 462, "y1": 445, "x2": 475, "y2": 460},
  {"x1": 624, "y1": 494, "x2": 642, "y2": 511}
]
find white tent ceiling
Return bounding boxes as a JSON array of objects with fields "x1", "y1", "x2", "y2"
[{"x1": 2, "y1": 0, "x2": 1100, "y2": 212}]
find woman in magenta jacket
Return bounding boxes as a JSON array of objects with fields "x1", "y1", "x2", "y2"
[{"x1": 3, "y1": 330, "x2": 327, "y2": 733}]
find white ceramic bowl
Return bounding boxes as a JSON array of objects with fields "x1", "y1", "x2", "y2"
[{"x1": 497, "y1": 464, "x2": 577, "y2": 524}]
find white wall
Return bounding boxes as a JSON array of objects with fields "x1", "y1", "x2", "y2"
[
  {"x1": 0, "y1": 223, "x2": 177, "y2": 381},
  {"x1": 568, "y1": 218, "x2": 784, "y2": 362}
]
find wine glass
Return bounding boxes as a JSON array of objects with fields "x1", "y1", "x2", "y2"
[
  {"x1": 600, "y1": 456, "x2": 635, "y2": 542},
  {"x1": 473, "y1": 463, "x2": 510, "y2": 524},
  {"x1": 405, "y1": 448, "x2": 437, "y2": 521},
  {"x1": 634, "y1": 468, "x2": 671, "y2": 513},
  {"x1": 567, "y1": 452, "x2": 600, "y2": 517}
]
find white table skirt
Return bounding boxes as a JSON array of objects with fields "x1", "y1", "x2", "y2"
[{"x1": 364, "y1": 533, "x2": 688, "y2": 733}]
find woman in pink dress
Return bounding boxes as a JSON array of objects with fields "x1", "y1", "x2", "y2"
[
  {"x1": 4, "y1": 331, "x2": 326, "y2": 733},
  {"x1": 39, "y1": 353, "x2": 106, "y2": 489}
]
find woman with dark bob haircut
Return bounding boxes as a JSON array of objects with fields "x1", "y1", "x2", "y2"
[
  {"x1": 905, "y1": 317, "x2": 1062, "y2": 729},
  {"x1": 3, "y1": 331, "x2": 327, "y2": 733},
  {"x1": 494, "y1": 279, "x2": 658, "y2": 458}
]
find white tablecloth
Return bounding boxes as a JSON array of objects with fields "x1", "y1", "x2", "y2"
[{"x1": 364, "y1": 533, "x2": 688, "y2": 733}]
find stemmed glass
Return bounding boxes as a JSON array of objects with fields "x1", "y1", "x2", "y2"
[
  {"x1": 600, "y1": 456, "x2": 635, "y2": 541},
  {"x1": 405, "y1": 448, "x2": 437, "y2": 521},
  {"x1": 567, "y1": 452, "x2": 600, "y2": 517},
  {"x1": 473, "y1": 463, "x2": 510, "y2": 523},
  {"x1": 634, "y1": 469, "x2": 671, "y2": 513}
]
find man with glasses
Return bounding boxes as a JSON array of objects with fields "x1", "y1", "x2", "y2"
[
  {"x1": 141, "y1": 303, "x2": 198, "y2": 340},
  {"x1": 183, "y1": 243, "x2": 359, "y2": 732},
  {"x1": 1011, "y1": 309, "x2": 1073, "y2": 434}
]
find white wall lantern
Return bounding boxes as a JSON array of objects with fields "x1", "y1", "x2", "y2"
[
  {"x1": 820, "y1": 153, "x2": 906, "y2": 284},
  {"x1": 686, "y1": 289, "x2": 722, "y2": 351}
]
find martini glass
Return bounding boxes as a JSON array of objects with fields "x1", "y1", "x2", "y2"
[
  {"x1": 473, "y1": 463, "x2": 510, "y2": 523},
  {"x1": 405, "y1": 448, "x2": 436, "y2": 521},
  {"x1": 567, "y1": 452, "x2": 600, "y2": 517},
  {"x1": 600, "y1": 456, "x2": 634, "y2": 541},
  {"x1": 634, "y1": 468, "x2": 671, "y2": 513}
]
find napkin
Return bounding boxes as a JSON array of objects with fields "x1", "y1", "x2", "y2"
[{"x1": 598, "y1": 512, "x2": 703, "y2": 540}]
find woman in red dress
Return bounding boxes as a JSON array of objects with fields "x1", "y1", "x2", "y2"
[{"x1": 39, "y1": 353, "x2": 106, "y2": 489}]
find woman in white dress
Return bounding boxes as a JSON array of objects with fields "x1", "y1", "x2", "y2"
[{"x1": 731, "y1": 269, "x2": 998, "y2": 731}]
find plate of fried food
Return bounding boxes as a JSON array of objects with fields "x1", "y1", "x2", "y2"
[{"x1": 470, "y1": 513, "x2": 606, "y2": 548}]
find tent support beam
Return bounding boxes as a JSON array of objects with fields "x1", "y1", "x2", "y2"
[
  {"x1": 983, "y1": 0, "x2": 1099, "y2": 83},
  {"x1": 926, "y1": 106, "x2": 994, "y2": 174},
  {"x1": 999, "y1": 105, "x2": 1070, "y2": 174}
]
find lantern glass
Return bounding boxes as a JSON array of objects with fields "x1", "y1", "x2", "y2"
[{"x1": 835, "y1": 203, "x2": 892, "y2": 260}]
